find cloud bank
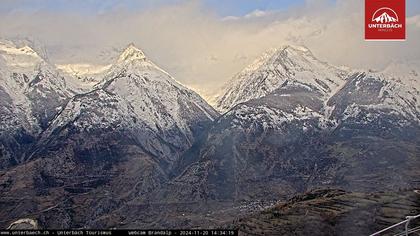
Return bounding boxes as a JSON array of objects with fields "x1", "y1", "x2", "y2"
[{"x1": 0, "y1": 0, "x2": 419, "y2": 97}]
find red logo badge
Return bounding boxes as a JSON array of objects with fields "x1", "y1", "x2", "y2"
[{"x1": 365, "y1": 0, "x2": 406, "y2": 41}]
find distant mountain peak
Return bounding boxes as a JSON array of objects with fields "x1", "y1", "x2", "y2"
[
  {"x1": 273, "y1": 44, "x2": 316, "y2": 61},
  {"x1": 117, "y1": 43, "x2": 147, "y2": 63},
  {"x1": 215, "y1": 44, "x2": 347, "y2": 111},
  {"x1": 0, "y1": 40, "x2": 42, "y2": 59},
  {"x1": 280, "y1": 44, "x2": 310, "y2": 53},
  {"x1": 240, "y1": 45, "x2": 314, "y2": 73},
  {"x1": 0, "y1": 40, "x2": 47, "y2": 75}
]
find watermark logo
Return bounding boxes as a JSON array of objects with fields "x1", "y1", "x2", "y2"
[
  {"x1": 365, "y1": 0, "x2": 406, "y2": 41},
  {"x1": 372, "y1": 8, "x2": 398, "y2": 23}
]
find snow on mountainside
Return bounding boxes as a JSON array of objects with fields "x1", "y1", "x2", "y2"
[
  {"x1": 0, "y1": 43, "x2": 220, "y2": 228},
  {"x1": 0, "y1": 41, "x2": 219, "y2": 169},
  {"x1": 98, "y1": 44, "x2": 219, "y2": 129},
  {"x1": 215, "y1": 45, "x2": 349, "y2": 112},
  {"x1": 383, "y1": 61, "x2": 420, "y2": 87},
  {"x1": 162, "y1": 46, "x2": 420, "y2": 205},
  {"x1": 374, "y1": 69, "x2": 419, "y2": 121},
  {"x1": 328, "y1": 69, "x2": 420, "y2": 124},
  {"x1": 215, "y1": 45, "x2": 419, "y2": 125},
  {"x1": 0, "y1": 40, "x2": 73, "y2": 131},
  {"x1": 56, "y1": 63, "x2": 111, "y2": 87},
  {"x1": 56, "y1": 63, "x2": 111, "y2": 78},
  {"x1": 41, "y1": 44, "x2": 219, "y2": 159},
  {"x1": 0, "y1": 41, "x2": 75, "y2": 168},
  {"x1": 0, "y1": 40, "x2": 107, "y2": 95},
  {"x1": 0, "y1": 40, "x2": 419, "y2": 229},
  {"x1": 55, "y1": 63, "x2": 111, "y2": 94},
  {"x1": 0, "y1": 40, "x2": 44, "y2": 76},
  {"x1": 383, "y1": 63, "x2": 420, "y2": 118}
]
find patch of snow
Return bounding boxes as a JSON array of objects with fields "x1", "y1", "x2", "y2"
[
  {"x1": 0, "y1": 40, "x2": 43, "y2": 75},
  {"x1": 56, "y1": 63, "x2": 111, "y2": 77},
  {"x1": 216, "y1": 44, "x2": 348, "y2": 111}
]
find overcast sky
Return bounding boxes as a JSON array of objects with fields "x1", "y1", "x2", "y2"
[{"x1": 1, "y1": 0, "x2": 419, "y2": 97}]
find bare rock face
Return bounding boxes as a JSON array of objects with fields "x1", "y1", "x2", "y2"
[
  {"x1": 0, "y1": 41, "x2": 73, "y2": 170},
  {"x1": 215, "y1": 45, "x2": 348, "y2": 112},
  {"x1": 0, "y1": 42, "x2": 418, "y2": 230},
  {"x1": 0, "y1": 43, "x2": 218, "y2": 229},
  {"x1": 160, "y1": 71, "x2": 419, "y2": 204},
  {"x1": 7, "y1": 218, "x2": 39, "y2": 230}
]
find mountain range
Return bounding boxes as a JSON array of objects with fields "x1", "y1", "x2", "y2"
[
  {"x1": 0, "y1": 40, "x2": 418, "y2": 232},
  {"x1": 373, "y1": 12, "x2": 398, "y2": 23}
]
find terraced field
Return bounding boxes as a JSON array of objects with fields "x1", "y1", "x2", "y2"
[{"x1": 234, "y1": 189, "x2": 420, "y2": 236}]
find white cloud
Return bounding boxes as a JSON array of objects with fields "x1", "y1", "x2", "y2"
[
  {"x1": 0, "y1": 0, "x2": 419, "y2": 96},
  {"x1": 408, "y1": 15, "x2": 420, "y2": 27}
]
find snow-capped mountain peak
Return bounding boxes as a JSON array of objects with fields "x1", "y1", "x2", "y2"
[
  {"x1": 117, "y1": 43, "x2": 147, "y2": 63},
  {"x1": 0, "y1": 40, "x2": 44, "y2": 74},
  {"x1": 241, "y1": 45, "x2": 311, "y2": 73},
  {"x1": 216, "y1": 44, "x2": 348, "y2": 111},
  {"x1": 98, "y1": 43, "x2": 176, "y2": 87},
  {"x1": 38, "y1": 42, "x2": 218, "y2": 164},
  {"x1": 373, "y1": 12, "x2": 397, "y2": 23},
  {"x1": 0, "y1": 40, "x2": 41, "y2": 58}
]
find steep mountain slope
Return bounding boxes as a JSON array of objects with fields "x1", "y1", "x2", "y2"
[
  {"x1": 37, "y1": 44, "x2": 218, "y2": 159},
  {"x1": 0, "y1": 42, "x2": 418, "y2": 231},
  {"x1": 0, "y1": 44, "x2": 218, "y2": 229},
  {"x1": 161, "y1": 46, "x2": 419, "y2": 205},
  {"x1": 215, "y1": 45, "x2": 348, "y2": 112},
  {"x1": 327, "y1": 70, "x2": 419, "y2": 139},
  {"x1": 57, "y1": 63, "x2": 111, "y2": 81},
  {"x1": 0, "y1": 40, "x2": 44, "y2": 74},
  {"x1": 0, "y1": 40, "x2": 73, "y2": 169}
]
